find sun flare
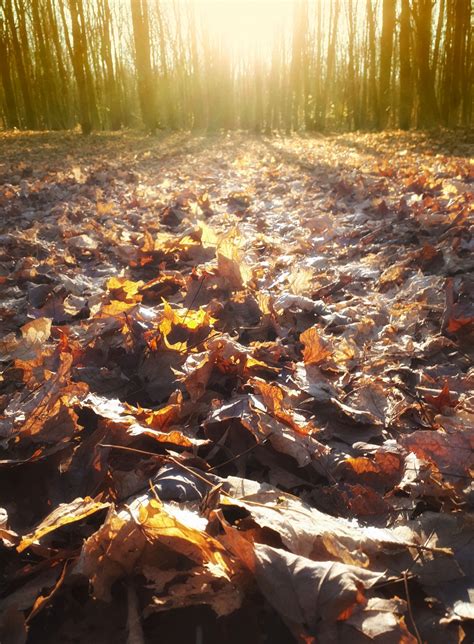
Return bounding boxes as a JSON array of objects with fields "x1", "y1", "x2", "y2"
[{"x1": 185, "y1": 0, "x2": 295, "y2": 59}]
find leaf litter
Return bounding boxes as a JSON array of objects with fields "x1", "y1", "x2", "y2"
[{"x1": 0, "y1": 130, "x2": 473, "y2": 643}]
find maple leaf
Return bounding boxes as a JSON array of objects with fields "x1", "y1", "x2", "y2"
[
  {"x1": 222, "y1": 524, "x2": 383, "y2": 633},
  {"x1": 300, "y1": 327, "x2": 332, "y2": 365},
  {"x1": 424, "y1": 383, "x2": 458, "y2": 412}
]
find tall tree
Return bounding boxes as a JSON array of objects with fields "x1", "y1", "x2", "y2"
[
  {"x1": 68, "y1": 0, "x2": 94, "y2": 133},
  {"x1": 31, "y1": 0, "x2": 64, "y2": 128},
  {"x1": 3, "y1": 0, "x2": 36, "y2": 128},
  {"x1": 366, "y1": 0, "x2": 379, "y2": 127},
  {"x1": 0, "y1": 15, "x2": 19, "y2": 127},
  {"x1": 441, "y1": 0, "x2": 470, "y2": 125},
  {"x1": 0, "y1": 0, "x2": 472, "y2": 133},
  {"x1": 399, "y1": 0, "x2": 413, "y2": 128},
  {"x1": 46, "y1": 0, "x2": 72, "y2": 127},
  {"x1": 99, "y1": 0, "x2": 121, "y2": 129},
  {"x1": 345, "y1": 0, "x2": 359, "y2": 129},
  {"x1": 130, "y1": 0, "x2": 157, "y2": 133},
  {"x1": 379, "y1": 0, "x2": 396, "y2": 128},
  {"x1": 318, "y1": 0, "x2": 340, "y2": 130},
  {"x1": 413, "y1": 0, "x2": 439, "y2": 127}
]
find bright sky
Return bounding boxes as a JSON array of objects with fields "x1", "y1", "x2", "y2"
[{"x1": 190, "y1": 0, "x2": 296, "y2": 58}]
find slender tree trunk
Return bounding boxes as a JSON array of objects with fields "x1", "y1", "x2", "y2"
[
  {"x1": 413, "y1": 0, "x2": 439, "y2": 127},
  {"x1": 379, "y1": 0, "x2": 396, "y2": 128},
  {"x1": 346, "y1": 0, "x2": 358, "y2": 129},
  {"x1": 99, "y1": 0, "x2": 121, "y2": 129},
  {"x1": 130, "y1": 0, "x2": 158, "y2": 132},
  {"x1": 154, "y1": 0, "x2": 173, "y2": 128},
  {"x1": 399, "y1": 0, "x2": 413, "y2": 129},
  {"x1": 446, "y1": 0, "x2": 470, "y2": 125},
  {"x1": 319, "y1": 0, "x2": 340, "y2": 130},
  {"x1": 0, "y1": 17, "x2": 19, "y2": 128},
  {"x1": 68, "y1": 0, "x2": 93, "y2": 133},
  {"x1": 432, "y1": 0, "x2": 445, "y2": 83},
  {"x1": 461, "y1": 0, "x2": 472, "y2": 124},
  {"x1": 4, "y1": 0, "x2": 36, "y2": 128},
  {"x1": 311, "y1": 0, "x2": 322, "y2": 128},
  {"x1": 31, "y1": 0, "x2": 64, "y2": 129},
  {"x1": 47, "y1": 0, "x2": 71, "y2": 127},
  {"x1": 366, "y1": 0, "x2": 378, "y2": 127},
  {"x1": 77, "y1": 0, "x2": 100, "y2": 127}
]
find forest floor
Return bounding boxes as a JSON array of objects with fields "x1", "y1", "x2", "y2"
[{"x1": 0, "y1": 129, "x2": 473, "y2": 644}]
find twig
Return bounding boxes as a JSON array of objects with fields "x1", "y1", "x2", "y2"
[
  {"x1": 98, "y1": 443, "x2": 164, "y2": 459},
  {"x1": 209, "y1": 433, "x2": 273, "y2": 471},
  {"x1": 126, "y1": 581, "x2": 145, "y2": 644},
  {"x1": 98, "y1": 443, "x2": 217, "y2": 490},
  {"x1": 403, "y1": 570, "x2": 423, "y2": 644}
]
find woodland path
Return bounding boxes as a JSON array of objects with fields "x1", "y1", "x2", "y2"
[{"x1": 0, "y1": 130, "x2": 472, "y2": 643}]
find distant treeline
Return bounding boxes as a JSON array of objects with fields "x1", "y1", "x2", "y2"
[{"x1": 0, "y1": 0, "x2": 472, "y2": 133}]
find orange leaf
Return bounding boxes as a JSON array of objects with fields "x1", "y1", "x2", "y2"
[
  {"x1": 425, "y1": 383, "x2": 458, "y2": 412},
  {"x1": 18, "y1": 497, "x2": 109, "y2": 552},
  {"x1": 300, "y1": 327, "x2": 332, "y2": 365},
  {"x1": 446, "y1": 316, "x2": 474, "y2": 333}
]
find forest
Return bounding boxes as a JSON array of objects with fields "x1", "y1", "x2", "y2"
[
  {"x1": 0, "y1": 0, "x2": 472, "y2": 133},
  {"x1": 0, "y1": 1, "x2": 473, "y2": 644}
]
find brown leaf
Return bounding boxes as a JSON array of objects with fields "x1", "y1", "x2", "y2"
[
  {"x1": 0, "y1": 352, "x2": 88, "y2": 446},
  {"x1": 399, "y1": 428, "x2": 474, "y2": 483},
  {"x1": 146, "y1": 565, "x2": 242, "y2": 617},
  {"x1": 220, "y1": 478, "x2": 418, "y2": 568},
  {"x1": 345, "y1": 597, "x2": 416, "y2": 641},
  {"x1": 77, "y1": 506, "x2": 146, "y2": 601},
  {"x1": 18, "y1": 497, "x2": 109, "y2": 552},
  {"x1": 223, "y1": 525, "x2": 382, "y2": 631},
  {"x1": 20, "y1": 317, "x2": 52, "y2": 346},
  {"x1": 425, "y1": 383, "x2": 458, "y2": 413},
  {"x1": 300, "y1": 327, "x2": 332, "y2": 365},
  {"x1": 216, "y1": 233, "x2": 252, "y2": 289},
  {"x1": 77, "y1": 497, "x2": 235, "y2": 603}
]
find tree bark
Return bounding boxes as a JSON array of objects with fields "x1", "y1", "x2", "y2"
[
  {"x1": 68, "y1": 0, "x2": 93, "y2": 133},
  {"x1": 379, "y1": 0, "x2": 396, "y2": 128},
  {"x1": 0, "y1": 17, "x2": 19, "y2": 128},
  {"x1": 413, "y1": 0, "x2": 439, "y2": 127},
  {"x1": 318, "y1": 0, "x2": 340, "y2": 130},
  {"x1": 130, "y1": 0, "x2": 158, "y2": 133},
  {"x1": 4, "y1": 0, "x2": 36, "y2": 128},
  {"x1": 399, "y1": 0, "x2": 413, "y2": 129},
  {"x1": 366, "y1": 0, "x2": 378, "y2": 127}
]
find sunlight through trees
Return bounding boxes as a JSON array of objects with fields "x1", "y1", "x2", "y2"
[{"x1": 0, "y1": 1, "x2": 472, "y2": 132}]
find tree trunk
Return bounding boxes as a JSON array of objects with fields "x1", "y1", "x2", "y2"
[
  {"x1": 399, "y1": 0, "x2": 413, "y2": 129},
  {"x1": 99, "y1": 0, "x2": 121, "y2": 129},
  {"x1": 378, "y1": 0, "x2": 396, "y2": 128},
  {"x1": 461, "y1": 0, "x2": 472, "y2": 124},
  {"x1": 4, "y1": 0, "x2": 36, "y2": 128},
  {"x1": 68, "y1": 0, "x2": 93, "y2": 133},
  {"x1": 413, "y1": 0, "x2": 439, "y2": 127},
  {"x1": 366, "y1": 0, "x2": 378, "y2": 127},
  {"x1": 319, "y1": 0, "x2": 340, "y2": 130},
  {"x1": 46, "y1": 0, "x2": 71, "y2": 127},
  {"x1": 31, "y1": 0, "x2": 63, "y2": 129},
  {"x1": 432, "y1": 0, "x2": 445, "y2": 82},
  {"x1": 0, "y1": 17, "x2": 19, "y2": 128},
  {"x1": 130, "y1": 0, "x2": 158, "y2": 133},
  {"x1": 444, "y1": 0, "x2": 470, "y2": 125}
]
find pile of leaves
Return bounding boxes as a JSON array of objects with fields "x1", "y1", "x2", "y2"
[{"x1": 0, "y1": 129, "x2": 473, "y2": 643}]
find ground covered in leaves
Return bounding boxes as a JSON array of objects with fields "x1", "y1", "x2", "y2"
[{"x1": 0, "y1": 129, "x2": 473, "y2": 643}]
